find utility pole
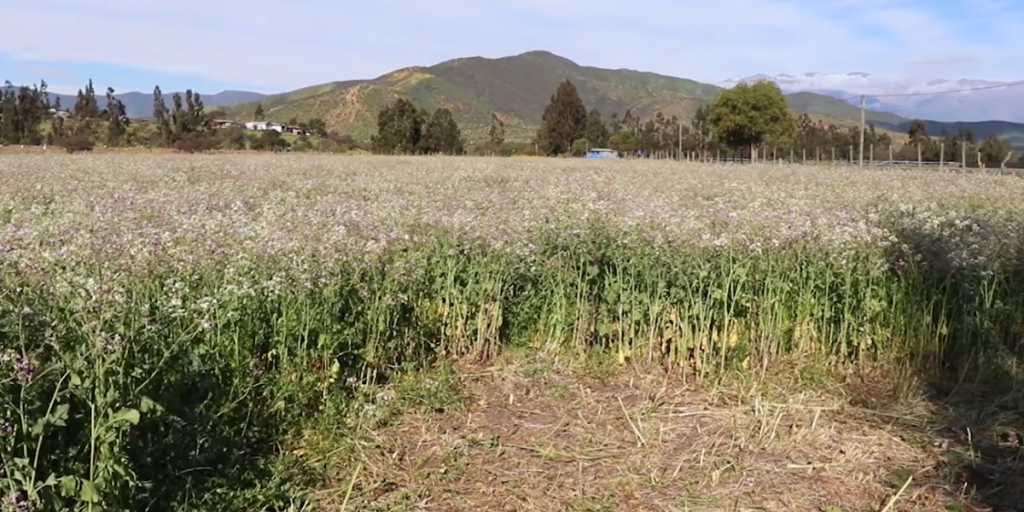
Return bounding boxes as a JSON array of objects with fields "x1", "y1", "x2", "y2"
[{"x1": 858, "y1": 94, "x2": 866, "y2": 167}]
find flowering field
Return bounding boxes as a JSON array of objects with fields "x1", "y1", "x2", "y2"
[{"x1": 2, "y1": 154, "x2": 1024, "y2": 511}]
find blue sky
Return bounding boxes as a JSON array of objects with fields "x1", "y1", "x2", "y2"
[{"x1": 1, "y1": 0, "x2": 1022, "y2": 95}]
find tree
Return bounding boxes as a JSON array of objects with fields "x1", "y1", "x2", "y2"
[
  {"x1": 0, "y1": 80, "x2": 48, "y2": 145},
  {"x1": 707, "y1": 80, "x2": 794, "y2": 152},
  {"x1": 488, "y1": 113, "x2": 506, "y2": 147},
  {"x1": 979, "y1": 135, "x2": 1013, "y2": 167},
  {"x1": 907, "y1": 120, "x2": 928, "y2": 142},
  {"x1": 67, "y1": 79, "x2": 100, "y2": 139},
  {"x1": 306, "y1": 118, "x2": 327, "y2": 137},
  {"x1": 571, "y1": 138, "x2": 590, "y2": 156},
  {"x1": 184, "y1": 89, "x2": 208, "y2": 133},
  {"x1": 170, "y1": 93, "x2": 186, "y2": 142},
  {"x1": 420, "y1": 107, "x2": 464, "y2": 154},
  {"x1": 254, "y1": 103, "x2": 265, "y2": 122},
  {"x1": 71, "y1": 79, "x2": 100, "y2": 120},
  {"x1": 537, "y1": 79, "x2": 587, "y2": 156},
  {"x1": 152, "y1": 86, "x2": 172, "y2": 146},
  {"x1": 691, "y1": 104, "x2": 712, "y2": 153},
  {"x1": 583, "y1": 109, "x2": 609, "y2": 148},
  {"x1": 0, "y1": 83, "x2": 16, "y2": 144},
  {"x1": 608, "y1": 130, "x2": 636, "y2": 154},
  {"x1": 371, "y1": 98, "x2": 424, "y2": 154},
  {"x1": 105, "y1": 87, "x2": 127, "y2": 146}
]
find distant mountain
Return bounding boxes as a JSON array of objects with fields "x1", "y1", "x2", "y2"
[
  {"x1": 1, "y1": 86, "x2": 267, "y2": 118},
  {"x1": 221, "y1": 50, "x2": 725, "y2": 141},
  {"x1": 725, "y1": 72, "x2": 1024, "y2": 123},
  {"x1": 223, "y1": 52, "x2": 1024, "y2": 152}
]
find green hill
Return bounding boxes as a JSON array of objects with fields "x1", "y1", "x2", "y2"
[
  {"x1": 222, "y1": 51, "x2": 722, "y2": 141},
  {"x1": 219, "y1": 51, "x2": 1024, "y2": 150}
]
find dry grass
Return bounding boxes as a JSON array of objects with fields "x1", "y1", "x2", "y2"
[{"x1": 319, "y1": 352, "x2": 1022, "y2": 512}]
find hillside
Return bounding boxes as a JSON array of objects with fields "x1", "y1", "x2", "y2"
[
  {"x1": 216, "y1": 51, "x2": 1024, "y2": 149},
  {"x1": 222, "y1": 51, "x2": 723, "y2": 141},
  {"x1": 785, "y1": 92, "x2": 908, "y2": 125}
]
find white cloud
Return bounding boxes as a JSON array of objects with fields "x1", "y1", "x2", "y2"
[{"x1": 1, "y1": 0, "x2": 1023, "y2": 91}]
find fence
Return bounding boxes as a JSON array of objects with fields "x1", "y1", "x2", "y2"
[{"x1": 618, "y1": 143, "x2": 1020, "y2": 171}]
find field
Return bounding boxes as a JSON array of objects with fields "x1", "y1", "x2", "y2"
[{"x1": 1, "y1": 154, "x2": 1023, "y2": 512}]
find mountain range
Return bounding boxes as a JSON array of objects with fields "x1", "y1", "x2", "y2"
[
  {"x1": 212, "y1": 51, "x2": 1024, "y2": 149},
  {"x1": 220, "y1": 50, "x2": 726, "y2": 141},
  {"x1": 724, "y1": 72, "x2": 1024, "y2": 123}
]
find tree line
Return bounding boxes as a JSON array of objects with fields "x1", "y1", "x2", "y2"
[
  {"x1": 370, "y1": 99, "x2": 465, "y2": 155},
  {"x1": 2, "y1": 76, "x2": 1019, "y2": 165},
  {"x1": 524, "y1": 78, "x2": 1017, "y2": 166},
  {"x1": 0, "y1": 79, "x2": 364, "y2": 153}
]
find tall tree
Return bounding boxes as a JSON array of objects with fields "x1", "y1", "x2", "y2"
[
  {"x1": 71, "y1": 79, "x2": 100, "y2": 120},
  {"x1": 691, "y1": 104, "x2": 712, "y2": 152},
  {"x1": 254, "y1": 103, "x2": 265, "y2": 121},
  {"x1": 979, "y1": 135, "x2": 1013, "y2": 167},
  {"x1": 152, "y1": 86, "x2": 172, "y2": 146},
  {"x1": 371, "y1": 98, "x2": 424, "y2": 154},
  {"x1": 67, "y1": 79, "x2": 100, "y2": 139},
  {"x1": 170, "y1": 93, "x2": 186, "y2": 141},
  {"x1": 707, "y1": 80, "x2": 794, "y2": 152},
  {"x1": 49, "y1": 95, "x2": 67, "y2": 144},
  {"x1": 537, "y1": 79, "x2": 587, "y2": 156},
  {"x1": 583, "y1": 109, "x2": 609, "y2": 148},
  {"x1": 488, "y1": 113, "x2": 505, "y2": 147},
  {"x1": 105, "y1": 87, "x2": 127, "y2": 146},
  {"x1": 0, "y1": 82, "x2": 19, "y2": 144},
  {"x1": 184, "y1": 89, "x2": 207, "y2": 133},
  {"x1": 420, "y1": 107, "x2": 464, "y2": 154}
]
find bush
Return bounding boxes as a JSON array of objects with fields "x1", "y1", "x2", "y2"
[
  {"x1": 250, "y1": 130, "x2": 290, "y2": 152},
  {"x1": 173, "y1": 133, "x2": 216, "y2": 153},
  {"x1": 214, "y1": 127, "x2": 247, "y2": 151},
  {"x1": 62, "y1": 134, "x2": 94, "y2": 153}
]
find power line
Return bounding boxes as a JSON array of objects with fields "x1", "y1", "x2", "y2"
[
  {"x1": 769, "y1": 78, "x2": 1024, "y2": 109},
  {"x1": 869, "y1": 78, "x2": 1024, "y2": 98}
]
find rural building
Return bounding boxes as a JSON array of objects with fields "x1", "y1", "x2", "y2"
[
  {"x1": 240, "y1": 121, "x2": 307, "y2": 135},
  {"x1": 244, "y1": 121, "x2": 284, "y2": 132},
  {"x1": 211, "y1": 119, "x2": 242, "y2": 129},
  {"x1": 585, "y1": 148, "x2": 619, "y2": 159}
]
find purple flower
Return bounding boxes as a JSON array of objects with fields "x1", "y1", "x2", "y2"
[
  {"x1": 14, "y1": 357, "x2": 35, "y2": 384},
  {"x1": 3, "y1": 490, "x2": 30, "y2": 512}
]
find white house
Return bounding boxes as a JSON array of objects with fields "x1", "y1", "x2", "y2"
[{"x1": 244, "y1": 121, "x2": 284, "y2": 132}]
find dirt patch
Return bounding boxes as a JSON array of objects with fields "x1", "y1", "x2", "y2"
[{"x1": 323, "y1": 356, "x2": 990, "y2": 512}]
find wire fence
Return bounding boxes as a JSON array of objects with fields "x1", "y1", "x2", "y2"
[{"x1": 615, "y1": 144, "x2": 1021, "y2": 171}]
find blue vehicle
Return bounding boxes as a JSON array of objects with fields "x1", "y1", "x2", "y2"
[{"x1": 585, "y1": 148, "x2": 619, "y2": 159}]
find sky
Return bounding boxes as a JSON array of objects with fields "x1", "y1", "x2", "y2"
[{"x1": 1, "y1": 0, "x2": 1023, "y2": 95}]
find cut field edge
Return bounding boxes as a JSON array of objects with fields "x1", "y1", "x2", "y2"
[{"x1": 293, "y1": 347, "x2": 1024, "y2": 511}]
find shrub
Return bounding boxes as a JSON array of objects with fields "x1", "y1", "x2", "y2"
[
  {"x1": 173, "y1": 133, "x2": 216, "y2": 153},
  {"x1": 62, "y1": 134, "x2": 94, "y2": 153}
]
